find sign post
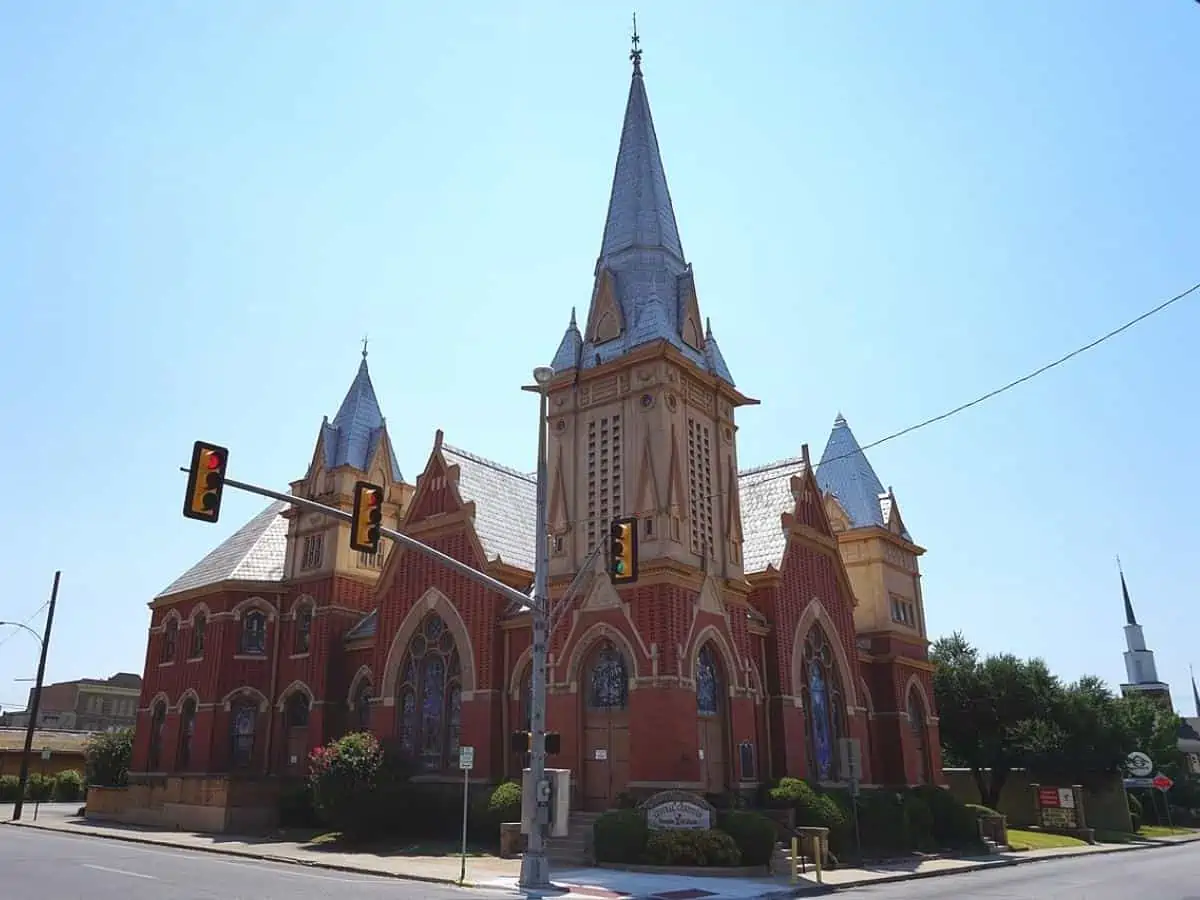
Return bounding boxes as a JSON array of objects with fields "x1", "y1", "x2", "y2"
[
  {"x1": 34, "y1": 748, "x2": 51, "y2": 821},
  {"x1": 458, "y1": 746, "x2": 475, "y2": 885}
]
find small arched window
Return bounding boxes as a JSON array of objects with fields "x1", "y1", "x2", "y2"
[
  {"x1": 162, "y1": 620, "x2": 178, "y2": 663},
  {"x1": 178, "y1": 698, "x2": 197, "y2": 768},
  {"x1": 587, "y1": 641, "x2": 628, "y2": 711},
  {"x1": 908, "y1": 687, "x2": 929, "y2": 785},
  {"x1": 190, "y1": 613, "x2": 206, "y2": 658},
  {"x1": 148, "y1": 701, "x2": 167, "y2": 770},
  {"x1": 294, "y1": 605, "x2": 313, "y2": 655},
  {"x1": 230, "y1": 700, "x2": 257, "y2": 768},
  {"x1": 353, "y1": 679, "x2": 372, "y2": 732},
  {"x1": 240, "y1": 610, "x2": 267, "y2": 655}
]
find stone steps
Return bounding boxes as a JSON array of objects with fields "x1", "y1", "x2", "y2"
[{"x1": 545, "y1": 811, "x2": 603, "y2": 867}]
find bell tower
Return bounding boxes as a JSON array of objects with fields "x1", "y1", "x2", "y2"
[{"x1": 543, "y1": 39, "x2": 756, "y2": 586}]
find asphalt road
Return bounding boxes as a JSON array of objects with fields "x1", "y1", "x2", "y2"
[
  {"x1": 0, "y1": 826, "x2": 516, "y2": 900},
  {"x1": 839, "y1": 841, "x2": 1200, "y2": 899}
]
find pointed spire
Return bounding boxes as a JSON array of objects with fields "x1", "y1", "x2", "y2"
[
  {"x1": 815, "y1": 413, "x2": 909, "y2": 539},
  {"x1": 1192, "y1": 665, "x2": 1199, "y2": 718},
  {"x1": 703, "y1": 318, "x2": 735, "y2": 385},
  {"x1": 321, "y1": 350, "x2": 403, "y2": 480},
  {"x1": 550, "y1": 307, "x2": 583, "y2": 372},
  {"x1": 1118, "y1": 556, "x2": 1137, "y2": 626},
  {"x1": 599, "y1": 23, "x2": 683, "y2": 263}
]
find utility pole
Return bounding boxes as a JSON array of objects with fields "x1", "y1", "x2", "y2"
[
  {"x1": 12, "y1": 570, "x2": 60, "y2": 822},
  {"x1": 519, "y1": 366, "x2": 554, "y2": 891}
]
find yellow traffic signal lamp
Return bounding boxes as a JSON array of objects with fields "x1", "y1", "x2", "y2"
[
  {"x1": 350, "y1": 481, "x2": 384, "y2": 554},
  {"x1": 183, "y1": 441, "x2": 229, "y2": 523},
  {"x1": 609, "y1": 516, "x2": 639, "y2": 585}
]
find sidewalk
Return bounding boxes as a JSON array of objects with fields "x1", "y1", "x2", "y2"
[{"x1": 3, "y1": 804, "x2": 1198, "y2": 899}]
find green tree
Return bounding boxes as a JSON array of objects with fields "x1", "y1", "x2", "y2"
[
  {"x1": 930, "y1": 632, "x2": 1059, "y2": 808},
  {"x1": 85, "y1": 729, "x2": 133, "y2": 787}
]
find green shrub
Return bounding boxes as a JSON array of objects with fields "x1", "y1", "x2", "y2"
[
  {"x1": 278, "y1": 780, "x2": 321, "y2": 828},
  {"x1": 85, "y1": 729, "x2": 133, "y2": 787},
  {"x1": 1128, "y1": 794, "x2": 1143, "y2": 832},
  {"x1": 718, "y1": 810, "x2": 778, "y2": 867},
  {"x1": 0, "y1": 775, "x2": 20, "y2": 802},
  {"x1": 643, "y1": 829, "x2": 741, "y2": 867},
  {"x1": 593, "y1": 808, "x2": 648, "y2": 864},
  {"x1": 53, "y1": 769, "x2": 85, "y2": 803},
  {"x1": 308, "y1": 731, "x2": 388, "y2": 837},
  {"x1": 26, "y1": 773, "x2": 54, "y2": 802},
  {"x1": 909, "y1": 786, "x2": 978, "y2": 849},
  {"x1": 466, "y1": 779, "x2": 523, "y2": 845}
]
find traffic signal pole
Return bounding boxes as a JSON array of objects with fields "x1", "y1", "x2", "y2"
[{"x1": 187, "y1": 470, "x2": 537, "y2": 613}]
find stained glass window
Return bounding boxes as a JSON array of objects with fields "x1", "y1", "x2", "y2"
[
  {"x1": 162, "y1": 621, "x2": 177, "y2": 663},
  {"x1": 241, "y1": 611, "x2": 267, "y2": 655},
  {"x1": 395, "y1": 613, "x2": 462, "y2": 770},
  {"x1": 148, "y1": 702, "x2": 166, "y2": 769},
  {"x1": 285, "y1": 692, "x2": 309, "y2": 729},
  {"x1": 353, "y1": 680, "x2": 372, "y2": 732},
  {"x1": 908, "y1": 688, "x2": 928, "y2": 785},
  {"x1": 294, "y1": 605, "x2": 313, "y2": 654},
  {"x1": 191, "y1": 614, "x2": 206, "y2": 658},
  {"x1": 800, "y1": 625, "x2": 847, "y2": 782},
  {"x1": 696, "y1": 644, "x2": 720, "y2": 715},
  {"x1": 231, "y1": 701, "x2": 257, "y2": 768},
  {"x1": 178, "y1": 698, "x2": 196, "y2": 769},
  {"x1": 587, "y1": 641, "x2": 628, "y2": 710}
]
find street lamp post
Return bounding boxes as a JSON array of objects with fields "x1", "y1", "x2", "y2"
[
  {"x1": 519, "y1": 365, "x2": 555, "y2": 891},
  {"x1": 4, "y1": 570, "x2": 61, "y2": 822}
]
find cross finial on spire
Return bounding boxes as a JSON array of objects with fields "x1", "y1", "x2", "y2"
[
  {"x1": 630, "y1": 13, "x2": 642, "y2": 75},
  {"x1": 361, "y1": 334, "x2": 369, "y2": 359}
]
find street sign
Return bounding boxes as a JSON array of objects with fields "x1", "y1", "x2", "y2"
[
  {"x1": 1124, "y1": 777, "x2": 1155, "y2": 789},
  {"x1": 1153, "y1": 773, "x2": 1174, "y2": 792},
  {"x1": 1126, "y1": 751, "x2": 1154, "y2": 778},
  {"x1": 39, "y1": 748, "x2": 51, "y2": 762},
  {"x1": 460, "y1": 746, "x2": 475, "y2": 771}
]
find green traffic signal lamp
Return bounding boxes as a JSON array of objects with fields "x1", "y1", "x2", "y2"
[{"x1": 608, "y1": 516, "x2": 639, "y2": 585}]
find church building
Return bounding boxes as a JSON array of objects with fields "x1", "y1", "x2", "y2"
[{"x1": 124, "y1": 44, "x2": 942, "y2": 832}]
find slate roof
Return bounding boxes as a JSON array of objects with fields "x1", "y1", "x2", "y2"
[
  {"x1": 814, "y1": 414, "x2": 911, "y2": 542},
  {"x1": 551, "y1": 56, "x2": 735, "y2": 387},
  {"x1": 345, "y1": 609, "x2": 377, "y2": 641},
  {"x1": 157, "y1": 501, "x2": 288, "y2": 599},
  {"x1": 442, "y1": 443, "x2": 537, "y2": 573},
  {"x1": 738, "y1": 457, "x2": 807, "y2": 573},
  {"x1": 320, "y1": 355, "x2": 403, "y2": 481}
]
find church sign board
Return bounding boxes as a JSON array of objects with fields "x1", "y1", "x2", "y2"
[
  {"x1": 640, "y1": 790, "x2": 715, "y2": 831},
  {"x1": 1035, "y1": 785, "x2": 1079, "y2": 830}
]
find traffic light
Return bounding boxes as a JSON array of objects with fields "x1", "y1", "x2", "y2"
[
  {"x1": 183, "y1": 441, "x2": 229, "y2": 523},
  {"x1": 350, "y1": 481, "x2": 384, "y2": 554},
  {"x1": 608, "y1": 516, "x2": 639, "y2": 585},
  {"x1": 510, "y1": 730, "x2": 561, "y2": 755}
]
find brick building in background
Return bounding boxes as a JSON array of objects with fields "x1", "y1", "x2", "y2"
[
  {"x1": 0, "y1": 673, "x2": 141, "y2": 733},
  {"x1": 122, "y1": 46, "x2": 942, "y2": 832}
]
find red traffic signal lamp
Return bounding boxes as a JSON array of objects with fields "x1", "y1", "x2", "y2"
[
  {"x1": 609, "y1": 516, "x2": 639, "y2": 585},
  {"x1": 183, "y1": 441, "x2": 229, "y2": 523},
  {"x1": 350, "y1": 481, "x2": 384, "y2": 554}
]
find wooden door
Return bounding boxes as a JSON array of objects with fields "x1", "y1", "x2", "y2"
[
  {"x1": 583, "y1": 713, "x2": 630, "y2": 810},
  {"x1": 581, "y1": 640, "x2": 632, "y2": 811},
  {"x1": 286, "y1": 728, "x2": 308, "y2": 775},
  {"x1": 697, "y1": 716, "x2": 727, "y2": 793}
]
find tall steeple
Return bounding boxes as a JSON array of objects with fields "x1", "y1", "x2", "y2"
[
  {"x1": 551, "y1": 24, "x2": 734, "y2": 385},
  {"x1": 1118, "y1": 560, "x2": 1173, "y2": 707},
  {"x1": 1191, "y1": 666, "x2": 1200, "y2": 718}
]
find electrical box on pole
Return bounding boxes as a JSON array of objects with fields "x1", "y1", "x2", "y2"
[
  {"x1": 608, "y1": 516, "x2": 639, "y2": 585},
  {"x1": 350, "y1": 481, "x2": 384, "y2": 554},
  {"x1": 183, "y1": 442, "x2": 229, "y2": 523}
]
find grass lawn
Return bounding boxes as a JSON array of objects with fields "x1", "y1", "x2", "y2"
[
  {"x1": 304, "y1": 831, "x2": 493, "y2": 857},
  {"x1": 1006, "y1": 828, "x2": 1089, "y2": 851},
  {"x1": 1138, "y1": 825, "x2": 1195, "y2": 838}
]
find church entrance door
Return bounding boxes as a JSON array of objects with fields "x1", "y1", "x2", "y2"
[{"x1": 581, "y1": 640, "x2": 631, "y2": 811}]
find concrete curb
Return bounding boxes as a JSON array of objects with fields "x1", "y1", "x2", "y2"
[{"x1": 1, "y1": 819, "x2": 475, "y2": 889}]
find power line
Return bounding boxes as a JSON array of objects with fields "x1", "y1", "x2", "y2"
[
  {"x1": 727, "y1": 278, "x2": 1200, "y2": 495},
  {"x1": 0, "y1": 601, "x2": 50, "y2": 654}
]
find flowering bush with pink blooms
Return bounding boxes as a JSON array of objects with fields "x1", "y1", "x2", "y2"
[{"x1": 307, "y1": 731, "x2": 387, "y2": 836}]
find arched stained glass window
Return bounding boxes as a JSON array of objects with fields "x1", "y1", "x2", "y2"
[
  {"x1": 908, "y1": 687, "x2": 929, "y2": 785},
  {"x1": 696, "y1": 644, "x2": 721, "y2": 715},
  {"x1": 231, "y1": 701, "x2": 257, "y2": 769},
  {"x1": 353, "y1": 679, "x2": 372, "y2": 732},
  {"x1": 148, "y1": 701, "x2": 167, "y2": 769},
  {"x1": 587, "y1": 640, "x2": 628, "y2": 710},
  {"x1": 800, "y1": 625, "x2": 847, "y2": 782},
  {"x1": 285, "y1": 692, "x2": 309, "y2": 729},
  {"x1": 395, "y1": 613, "x2": 462, "y2": 771}
]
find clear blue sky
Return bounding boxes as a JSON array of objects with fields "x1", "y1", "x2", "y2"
[{"x1": 2, "y1": 2, "x2": 1197, "y2": 714}]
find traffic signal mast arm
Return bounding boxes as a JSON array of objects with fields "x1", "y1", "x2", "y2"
[{"x1": 179, "y1": 468, "x2": 537, "y2": 614}]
